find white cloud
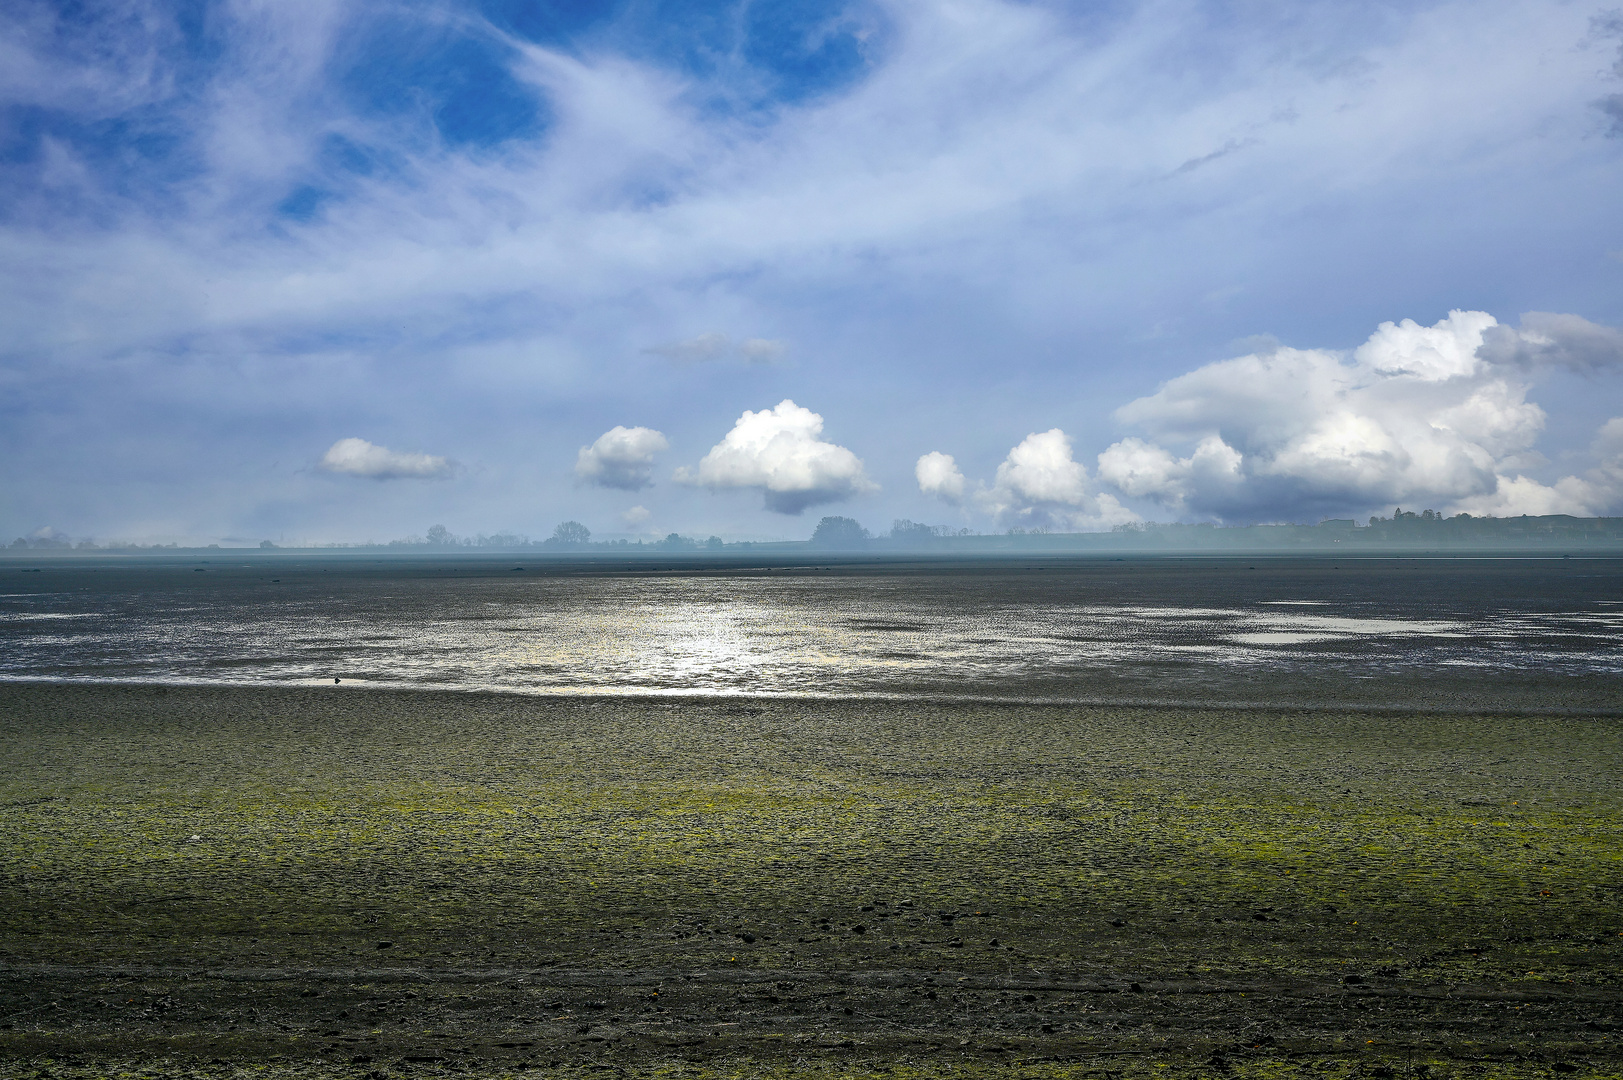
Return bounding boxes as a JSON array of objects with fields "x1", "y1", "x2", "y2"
[
  {"x1": 644, "y1": 333, "x2": 786, "y2": 364},
  {"x1": 675, "y1": 399, "x2": 875, "y2": 514},
  {"x1": 979, "y1": 429, "x2": 1137, "y2": 530},
  {"x1": 1450, "y1": 417, "x2": 1623, "y2": 517},
  {"x1": 916, "y1": 451, "x2": 967, "y2": 504},
  {"x1": 919, "y1": 430, "x2": 1138, "y2": 530},
  {"x1": 620, "y1": 504, "x2": 652, "y2": 528},
  {"x1": 1598, "y1": 416, "x2": 1623, "y2": 459},
  {"x1": 1354, "y1": 311, "x2": 1499, "y2": 380},
  {"x1": 574, "y1": 425, "x2": 669, "y2": 490},
  {"x1": 1097, "y1": 311, "x2": 1623, "y2": 520},
  {"x1": 990, "y1": 430, "x2": 1088, "y2": 508},
  {"x1": 1097, "y1": 435, "x2": 1244, "y2": 509},
  {"x1": 318, "y1": 437, "x2": 454, "y2": 480}
]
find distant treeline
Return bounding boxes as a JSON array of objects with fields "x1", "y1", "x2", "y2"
[
  {"x1": 1078, "y1": 510, "x2": 1623, "y2": 552},
  {"x1": 10, "y1": 508, "x2": 1623, "y2": 555},
  {"x1": 814, "y1": 511, "x2": 1623, "y2": 552}
]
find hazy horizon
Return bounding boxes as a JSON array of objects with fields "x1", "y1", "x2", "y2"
[{"x1": 10, "y1": 507, "x2": 1623, "y2": 553}]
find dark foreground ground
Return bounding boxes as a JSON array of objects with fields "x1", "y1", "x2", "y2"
[{"x1": 1, "y1": 684, "x2": 1621, "y2": 1079}]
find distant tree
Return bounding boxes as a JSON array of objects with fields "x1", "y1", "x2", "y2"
[
  {"x1": 704, "y1": 536, "x2": 724, "y2": 551},
  {"x1": 551, "y1": 521, "x2": 591, "y2": 547},
  {"x1": 811, "y1": 516, "x2": 869, "y2": 549},
  {"x1": 259, "y1": 539, "x2": 277, "y2": 549},
  {"x1": 426, "y1": 524, "x2": 454, "y2": 546},
  {"x1": 657, "y1": 532, "x2": 695, "y2": 550},
  {"x1": 890, "y1": 519, "x2": 938, "y2": 544}
]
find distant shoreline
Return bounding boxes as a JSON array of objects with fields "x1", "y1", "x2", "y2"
[
  {"x1": 8, "y1": 511, "x2": 1623, "y2": 558},
  {"x1": 3, "y1": 542, "x2": 1623, "y2": 558}
]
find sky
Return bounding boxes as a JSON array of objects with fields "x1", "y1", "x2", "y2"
[{"x1": 3, "y1": 0, "x2": 1623, "y2": 545}]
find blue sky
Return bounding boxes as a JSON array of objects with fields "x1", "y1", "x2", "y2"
[{"x1": 3, "y1": 0, "x2": 1623, "y2": 544}]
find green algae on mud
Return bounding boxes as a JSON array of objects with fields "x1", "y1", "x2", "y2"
[{"x1": 1, "y1": 683, "x2": 1621, "y2": 1074}]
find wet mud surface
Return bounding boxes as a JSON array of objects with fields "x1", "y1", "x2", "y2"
[{"x1": 2, "y1": 684, "x2": 1621, "y2": 1078}]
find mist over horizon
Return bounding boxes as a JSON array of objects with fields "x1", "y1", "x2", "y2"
[{"x1": 11, "y1": 506, "x2": 1623, "y2": 555}]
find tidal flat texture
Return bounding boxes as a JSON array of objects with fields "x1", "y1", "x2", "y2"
[
  {"x1": 5, "y1": 555, "x2": 1621, "y2": 710},
  {"x1": 1, "y1": 684, "x2": 1621, "y2": 1079}
]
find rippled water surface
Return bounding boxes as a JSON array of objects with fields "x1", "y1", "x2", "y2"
[{"x1": 2, "y1": 554, "x2": 1620, "y2": 708}]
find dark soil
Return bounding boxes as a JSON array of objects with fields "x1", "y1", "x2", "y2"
[{"x1": 2, "y1": 683, "x2": 1620, "y2": 1078}]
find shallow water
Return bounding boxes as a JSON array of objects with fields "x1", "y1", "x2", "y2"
[{"x1": 0, "y1": 553, "x2": 1620, "y2": 708}]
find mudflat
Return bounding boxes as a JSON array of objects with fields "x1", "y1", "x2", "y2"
[{"x1": 1, "y1": 683, "x2": 1620, "y2": 1079}]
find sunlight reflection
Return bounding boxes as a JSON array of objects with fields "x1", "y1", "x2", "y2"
[{"x1": 1, "y1": 570, "x2": 1618, "y2": 697}]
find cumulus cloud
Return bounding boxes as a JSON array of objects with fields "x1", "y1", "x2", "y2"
[
  {"x1": 318, "y1": 437, "x2": 454, "y2": 480},
  {"x1": 1451, "y1": 416, "x2": 1623, "y2": 516},
  {"x1": 1096, "y1": 310, "x2": 1623, "y2": 520},
  {"x1": 675, "y1": 399, "x2": 875, "y2": 514},
  {"x1": 990, "y1": 430, "x2": 1088, "y2": 507},
  {"x1": 644, "y1": 333, "x2": 786, "y2": 364},
  {"x1": 915, "y1": 451, "x2": 967, "y2": 504},
  {"x1": 918, "y1": 430, "x2": 1137, "y2": 530},
  {"x1": 620, "y1": 504, "x2": 652, "y2": 529},
  {"x1": 1097, "y1": 436, "x2": 1244, "y2": 506},
  {"x1": 979, "y1": 429, "x2": 1137, "y2": 530},
  {"x1": 574, "y1": 425, "x2": 669, "y2": 490}
]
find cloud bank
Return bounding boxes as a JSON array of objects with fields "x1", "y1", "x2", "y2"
[
  {"x1": 919, "y1": 430, "x2": 1136, "y2": 530},
  {"x1": 318, "y1": 438, "x2": 454, "y2": 480},
  {"x1": 574, "y1": 425, "x2": 669, "y2": 491},
  {"x1": 1095, "y1": 311, "x2": 1623, "y2": 521},
  {"x1": 677, "y1": 399, "x2": 875, "y2": 514}
]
